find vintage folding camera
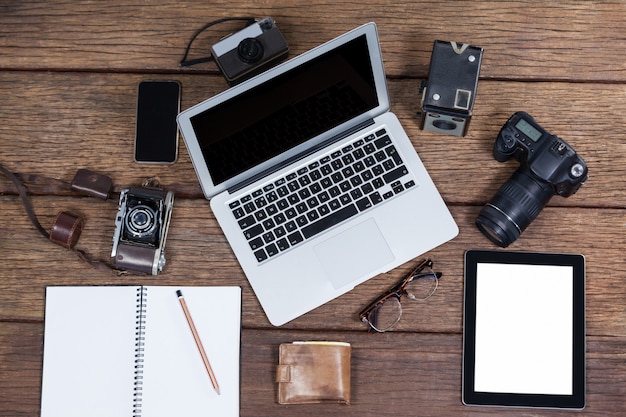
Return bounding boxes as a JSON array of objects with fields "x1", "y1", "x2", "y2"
[
  {"x1": 476, "y1": 111, "x2": 588, "y2": 248},
  {"x1": 111, "y1": 187, "x2": 174, "y2": 275},
  {"x1": 419, "y1": 40, "x2": 483, "y2": 136},
  {"x1": 210, "y1": 17, "x2": 289, "y2": 84}
]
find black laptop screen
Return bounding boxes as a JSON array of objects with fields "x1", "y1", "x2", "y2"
[{"x1": 190, "y1": 34, "x2": 378, "y2": 185}]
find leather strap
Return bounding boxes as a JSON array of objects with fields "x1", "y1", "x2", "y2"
[
  {"x1": 0, "y1": 163, "x2": 122, "y2": 275},
  {"x1": 0, "y1": 164, "x2": 50, "y2": 239}
]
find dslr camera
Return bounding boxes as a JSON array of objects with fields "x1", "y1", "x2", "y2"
[
  {"x1": 111, "y1": 187, "x2": 174, "y2": 275},
  {"x1": 476, "y1": 111, "x2": 588, "y2": 247},
  {"x1": 211, "y1": 17, "x2": 289, "y2": 84}
]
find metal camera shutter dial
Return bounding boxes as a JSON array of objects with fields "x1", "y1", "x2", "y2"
[{"x1": 570, "y1": 163, "x2": 585, "y2": 178}]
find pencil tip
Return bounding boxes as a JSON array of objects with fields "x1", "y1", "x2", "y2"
[{"x1": 215, "y1": 386, "x2": 221, "y2": 395}]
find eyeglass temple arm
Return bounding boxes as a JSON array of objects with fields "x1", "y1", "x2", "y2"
[{"x1": 358, "y1": 259, "x2": 434, "y2": 320}]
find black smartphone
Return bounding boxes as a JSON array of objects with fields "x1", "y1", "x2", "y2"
[{"x1": 134, "y1": 80, "x2": 181, "y2": 164}]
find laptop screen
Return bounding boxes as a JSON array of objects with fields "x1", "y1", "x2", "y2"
[{"x1": 190, "y1": 34, "x2": 379, "y2": 185}]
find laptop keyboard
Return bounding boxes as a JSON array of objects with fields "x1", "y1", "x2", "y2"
[{"x1": 228, "y1": 128, "x2": 416, "y2": 263}]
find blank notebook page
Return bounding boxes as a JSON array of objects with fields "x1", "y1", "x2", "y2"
[
  {"x1": 140, "y1": 286, "x2": 241, "y2": 416},
  {"x1": 41, "y1": 286, "x2": 137, "y2": 417}
]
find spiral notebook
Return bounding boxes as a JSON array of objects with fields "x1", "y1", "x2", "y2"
[{"x1": 40, "y1": 286, "x2": 241, "y2": 417}]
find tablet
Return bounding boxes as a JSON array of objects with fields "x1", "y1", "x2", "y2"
[{"x1": 462, "y1": 250, "x2": 585, "y2": 409}]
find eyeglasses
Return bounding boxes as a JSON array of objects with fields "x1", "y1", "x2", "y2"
[{"x1": 358, "y1": 259, "x2": 441, "y2": 333}]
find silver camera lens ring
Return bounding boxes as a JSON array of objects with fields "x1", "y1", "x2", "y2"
[{"x1": 125, "y1": 205, "x2": 157, "y2": 238}]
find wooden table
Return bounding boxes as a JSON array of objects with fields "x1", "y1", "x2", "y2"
[{"x1": 1, "y1": 1, "x2": 625, "y2": 416}]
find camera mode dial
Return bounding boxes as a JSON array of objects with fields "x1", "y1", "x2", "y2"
[{"x1": 570, "y1": 163, "x2": 585, "y2": 178}]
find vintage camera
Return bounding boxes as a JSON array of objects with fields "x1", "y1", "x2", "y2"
[
  {"x1": 476, "y1": 112, "x2": 588, "y2": 247},
  {"x1": 419, "y1": 40, "x2": 483, "y2": 136},
  {"x1": 210, "y1": 17, "x2": 289, "y2": 84},
  {"x1": 111, "y1": 187, "x2": 174, "y2": 274}
]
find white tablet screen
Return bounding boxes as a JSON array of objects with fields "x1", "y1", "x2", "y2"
[
  {"x1": 474, "y1": 263, "x2": 573, "y2": 395},
  {"x1": 462, "y1": 250, "x2": 585, "y2": 409}
]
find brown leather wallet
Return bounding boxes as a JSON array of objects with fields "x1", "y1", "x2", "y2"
[
  {"x1": 276, "y1": 341, "x2": 351, "y2": 405},
  {"x1": 70, "y1": 168, "x2": 113, "y2": 200}
]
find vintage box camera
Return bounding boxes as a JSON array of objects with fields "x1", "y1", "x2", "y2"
[
  {"x1": 210, "y1": 17, "x2": 289, "y2": 85},
  {"x1": 476, "y1": 111, "x2": 588, "y2": 247},
  {"x1": 419, "y1": 40, "x2": 483, "y2": 136},
  {"x1": 111, "y1": 187, "x2": 174, "y2": 275}
]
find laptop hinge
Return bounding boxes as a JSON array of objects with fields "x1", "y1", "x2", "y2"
[{"x1": 227, "y1": 118, "x2": 376, "y2": 194}]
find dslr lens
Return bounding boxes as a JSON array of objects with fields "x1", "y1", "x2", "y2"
[
  {"x1": 476, "y1": 167, "x2": 554, "y2": 247},
  {"x1": 237, "y1": 38, "x2": 264, "y2": 64}
]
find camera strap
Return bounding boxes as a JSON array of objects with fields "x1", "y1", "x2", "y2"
[
  {"x1": 180, "y1": 17, "x2": 257, "y2": 67},
  {"x1": 0, "y1": 164, "x2": 127, "y2": 275}
]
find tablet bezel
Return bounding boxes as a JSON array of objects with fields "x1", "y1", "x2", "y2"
[{"x1": 462, "y1": 250, "x2": 586, "y2": 409}]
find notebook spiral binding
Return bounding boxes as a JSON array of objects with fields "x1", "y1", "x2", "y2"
[{"x1": 133, "y1": 286, "x2": 148, "y2": 417}]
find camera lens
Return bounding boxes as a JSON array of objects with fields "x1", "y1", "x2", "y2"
[
  {"x1": 125, "y1": 205, "x2": 157, "y2": 238},
  {"x1": 237, "y1": 38, "x2": 264, "y2": 64},
  {"x1": 433, "y1": 119, "x2": 457, "y2": 131},
  {"x1": 476, "y1": 167, "x2": 554, "y2": 247}
]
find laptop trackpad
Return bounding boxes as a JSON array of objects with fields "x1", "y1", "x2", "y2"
[{"x1": 314, "y1": 218, "x2": 395, "y2": 289}]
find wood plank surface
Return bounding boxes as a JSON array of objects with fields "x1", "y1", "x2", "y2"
[
  {"x1": 1, "y1": 72, "x2": 625, "y2": 207},
  {"x1": 1, "y1": 0, "x2": 625, "y2": 416},
  {"x1": 1, "y1": 199, "x2": 625, "y2": 338},
  {"x1": 1, "y1": 1, "x2": 626, "y2": 81},
  {"x1": 1, "y1": 324, "x2": 624, "y2": 416}
]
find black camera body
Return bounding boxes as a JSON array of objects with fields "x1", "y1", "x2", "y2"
[
  {"x1": 211, "y1": 17, "x2": 289, "y2": 85},
  {"x1": 476, "y1": 111, "x2": 588, "y2": 247},
  {"x1": 111, "y1": 187, "x2": 174, "y2": 274}
]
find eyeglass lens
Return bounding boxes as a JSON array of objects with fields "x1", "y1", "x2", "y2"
[{"x1": 365, "y1": 268, "x2": 438, "y2": 332}]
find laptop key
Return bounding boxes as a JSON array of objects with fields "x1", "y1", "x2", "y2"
[
  {"x1": 249, "y1": 237, "x2": 264, "y2": 250},
  {"x1": 254, "y1": 249, "x2": 268, "y2": 262},
  {"x1": 238, "y1": 215, "x2": 255, "y2": 229},
  {"x1": 243, "y1": 202, "x2": 256, "y2": 213},
  {"x1": 370, "y1": 191, "x2": 383, "y2": 204},
  {"x1": 301, "y1": 204, "x2": 358, "y2": 239},
  {"x1": 385, "y1": 145, "x2": 403, "y2": 165},
  {"x1": 266, "y1": 243, "x2": 279, "y2": 257},
  {"x1": 374, "y1": 135, "x2": 392, "y2": 149},
  {"x1": 244, "y1": 224, "x2": 264, "y2": 240},
  {"x1": 383, "y1": 165, "x2": 409, "y2": 184},
  {"x1": 276, "y1": 238, "x2": 290, "y2": 251},
  {"x1": 232, "y1": 207, "x2": 246, "y2": 219},
  {"x1": 356, "y1": 196, "x2": 372, "y2": 211},
  {"x1": 287, "y1": 231, "x2": 304, "y2": 246}
]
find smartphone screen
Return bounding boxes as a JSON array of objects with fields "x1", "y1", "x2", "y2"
[{"x1": 135, "y1": 80, "x2": 181, "y2": 164}]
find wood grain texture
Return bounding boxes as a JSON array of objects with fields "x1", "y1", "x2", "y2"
[
  {"x1": 1, "y1": 1, "x2": 625, "y2": 416},
  {"x1": 1, "y1": 198, "x2": 625, "y2": 339},
  {"x1": 1, "y1": 1, "x2": 626, "y2": 81},
  {"x1": 1, "y1": 72, "x2": 625, "y2": 207},
  {"x1": 1, "y1": 324, "x2": 624, "y2": 416}
]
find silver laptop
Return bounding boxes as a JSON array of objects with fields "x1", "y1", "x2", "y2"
[{"x1": 177, "y1": 22, "x2": 458, "y2": 326}]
